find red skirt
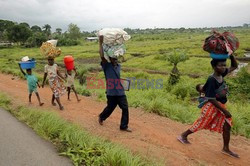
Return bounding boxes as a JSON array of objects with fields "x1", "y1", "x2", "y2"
[{"x1": 190, "y1": 102, "x2": 232, "y2": 133}]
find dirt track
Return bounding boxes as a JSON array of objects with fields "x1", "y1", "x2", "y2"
[{"x1": 0, "y1": 73, "x2": 250, "y2": 166}]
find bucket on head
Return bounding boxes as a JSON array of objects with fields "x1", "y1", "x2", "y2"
[
  {"x1": 19, "y1": 61, "x2": 36, "y2": 69},
  {"x1": 64, "y1": 55, "x2": 74, "y2": 70},
  {"x1": 210, "y1": 53, "x2": 229, "y2": 59}
]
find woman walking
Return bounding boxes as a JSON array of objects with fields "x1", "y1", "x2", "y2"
[{"x1": 178, "y1": 55, "x2": 239, "y2": 158}]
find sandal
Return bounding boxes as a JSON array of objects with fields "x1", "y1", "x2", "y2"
[
  {"x1": 177, "y1": 136, "x2": 191, "y2": 144},
  {"x1": 221, "y1": 150, "x2": 240, "y2": 158}
]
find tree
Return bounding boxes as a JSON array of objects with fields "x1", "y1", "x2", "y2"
[
  {"x1": 68, "y1": 23, "x2": 81, "y2": 40},
  {"x1": 19, "y1": 22, "x2": 30, "y2": 28},
  {"x1": 243, "y1": 23, "x2": 249, "y2": 28},
  {"x1": 0, "y1": 20, "x2": 15, "y2": 32},
  {"x1": 31, "y1": 25, "x2": 42, "y2": 33},
  {"x1": 7, "y1": 24, "x2": 32, "y2": 44},
  {"x1": 55, "y1": 28, "x2": 62, "y2": 35},
  {"x1": 82, "y1": 30, "x2": 93, "y2": 37},
  {"x1": 179, "y1": 27, "x2": 185, "y2": 33},
  {"x1": 167, "y1": 49, "x2": 189, "y2": 85},
  {"x1": 0, "y1": 20, "x2": 15, "y2": 41},
  {"x1": 42, "y1": 24, "x2": 51, "y2": 36},
  {"x1": 26, "y1": 32, "x2": 47, "y2": 47}
]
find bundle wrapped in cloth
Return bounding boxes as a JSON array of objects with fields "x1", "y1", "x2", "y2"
[
  {"x1": 96, "y1": 28, "x2": 131, "y2": 62},
  {"x1": 203, "y1": 30, "x2": 239, "y2": 59},
  {"x1": 40, "y1": 40, "x2": 61, "y2": 58}
]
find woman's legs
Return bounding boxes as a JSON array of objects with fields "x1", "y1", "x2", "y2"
[
  {"x1": 51, "y1": 94, "x2": 56, "y2": 106},
  {"x1": 222, "y1": 122, "x2": 239, "y2": 158},
  {"x1": 55, "y1": 97, "x2": 64, "y2": 110},
  {"x1": 178, "y1": 129, "x2": 193, "y2": 144},
  {"x1": 182, "y1": 129, "x2": 193, "y2": 139},
  {"x1": 223, "y1": 121, "x2": 231, "y2": 151}
]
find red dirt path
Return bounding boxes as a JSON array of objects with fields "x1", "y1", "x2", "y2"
[{"x1": 0, "y1": 73, "x2": 249, "y2": 166}]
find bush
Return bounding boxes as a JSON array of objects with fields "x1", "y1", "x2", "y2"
[
  {"x1": 57, "y1": 37, "x2": 79, "y2": 46},
  {"x1": 77, "y1": 67, "x2": 88, "y2": 85},
  {"x1": 26, "y1": 32, "x2": 47, "y2": 47},
  {"x1": 230, "y1": 67, "x2": 250, "y2": 100},
  {"x1": 170, "y1": 81, "x2": 197, "y2": 99},
  {"x1": 75, "y1": 85, "x2": 91, "y2": 96}
]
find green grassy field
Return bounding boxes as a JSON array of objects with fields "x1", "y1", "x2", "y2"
[{"x1": 0, "y1": 28, "x2": 250, "y2": 138}]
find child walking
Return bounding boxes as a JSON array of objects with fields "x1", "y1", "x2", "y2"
[
  {"x1": 19, "y1": 64, "x2": 44, "y2": 106},
  {"x1": 65, "y1": 68, "x2": 80, "y2": 101},
  {"x1": 178, "y1": 55, "x2": 239, "y2": 158},
  {"x1": 42, "y1": 56, "x2": 66, "y2": 110}
]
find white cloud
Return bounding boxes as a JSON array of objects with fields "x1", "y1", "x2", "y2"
[{"x1": 0, "y1": 0, "x2": 250, "y2": 31}]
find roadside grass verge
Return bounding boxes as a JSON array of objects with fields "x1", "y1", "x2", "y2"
[{"x1": 0, "y1": 92, "x2": 161, "y2": 166}]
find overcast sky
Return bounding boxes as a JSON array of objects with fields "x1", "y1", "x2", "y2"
[{"x1": 1, "y1": 0, "x2": 250, "y2": 32}]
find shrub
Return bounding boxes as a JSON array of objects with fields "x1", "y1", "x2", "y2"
[{"x1": 57, "y1": 37, "x2": 79, "y2": 46}]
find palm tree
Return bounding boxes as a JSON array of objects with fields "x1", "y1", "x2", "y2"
[
  {"x1": 167, "y1": 49, "x2": 189, "y2": 85},
  {"x1": 42, "y1": 24, "x2": 51, "y2": 36},
  {"x1": 55, "y1": 28, "x2": 62, "y2": 35}
]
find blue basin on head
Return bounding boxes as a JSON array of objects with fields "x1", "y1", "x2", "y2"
[
  {"x1": 19, "y1": 61, "x2": 36, "y2": 69},
  {"x1": 210, "y1": 53, "x2": 229, "y2": 59}
]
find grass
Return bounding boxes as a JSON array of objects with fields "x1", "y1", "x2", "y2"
[
  {"x1": 0, "y1": 28, "x2": 249, "y2": 138},
  {"x1": 0, "y1": 92, "x2": 161, "y2": 166}
]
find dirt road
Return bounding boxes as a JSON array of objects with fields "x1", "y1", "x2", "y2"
[{"x1": 0, "y1": 73, "x2": 249, "y2": 166}]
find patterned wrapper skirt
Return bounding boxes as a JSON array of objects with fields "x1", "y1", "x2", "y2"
[
  {"x1": 48, "y1": 76, "x2": 66, "y2": 98},
  {"x1": 190, "y1": 102, "x2": 232, "y2": 133}
]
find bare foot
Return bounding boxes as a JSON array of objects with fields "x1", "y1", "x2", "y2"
[
  {"x1": 68, "y1": 99, "x2": 71, "y2": 101},
  {"x1": 98, "y1": 117, "x2": 103, "y2": 125},
  {"x1": 59, "y1": 106, "x2": 64, "y2": 110},
  {"x1": 52, "y1": 102, "x2": 56, "y2": 106},
  {"x1": 39, "y1": 103, "x2": 44, "y2": 106},
  {"x1": 77, "y1": 99, "x2": 81, "y2": 102}
]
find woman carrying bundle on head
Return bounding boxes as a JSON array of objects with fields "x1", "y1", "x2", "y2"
[
  {"x1": 178, "y1": 55, "x2": 239, "y2": 158},
  {"x1": 41, "y1": 40, "x2": 66, "y2": 110},
  {"x1": 178, "y1": 31, "x2": 240, "y2": 158},
  {"x1": 42, "y1": 56, "x2": 66, "y2": 110}
]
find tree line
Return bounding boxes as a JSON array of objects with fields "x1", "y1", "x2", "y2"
[
  {"x1": 0, "y1": 19, "x2": 95, "y2": 47},
  {"x1": 1, "y1": 19, "x2": 249, "y2": 47}
]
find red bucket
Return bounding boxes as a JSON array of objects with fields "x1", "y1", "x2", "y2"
[{"x1": 64, "y1": 55, "x2": 74, "y2": 70}]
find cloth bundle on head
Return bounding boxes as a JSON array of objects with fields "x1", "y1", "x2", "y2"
[
  {"x1": 21, "y1": 56, "x2": 30, "y2": 62},
  {"x1": 40, "y1": 40, "x2": 61, "y2": 58},
  {"x1": 203, "y1": 30, "x2": 239, "y2": 59},
  {"x1": 97, "y1": 28, "x2": 131, "y2": 62}
]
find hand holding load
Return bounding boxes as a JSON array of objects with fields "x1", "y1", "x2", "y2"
[{"x1": 97, "y1": 28, "x2": 131, "y2": 62}]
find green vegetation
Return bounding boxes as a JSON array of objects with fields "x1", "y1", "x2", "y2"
[
  {"x1": 0, "y1": 19, "x2": 92, "y2": 47},
  {"x1": 0, "y1": 92, "x2": 160, "y2": 166},
  {"x1": 166, "y1": 49, "x2": 189, "y2": 85},
  {"x1": 0, "y1": 27, "x2": 250, "y2": 138}
]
